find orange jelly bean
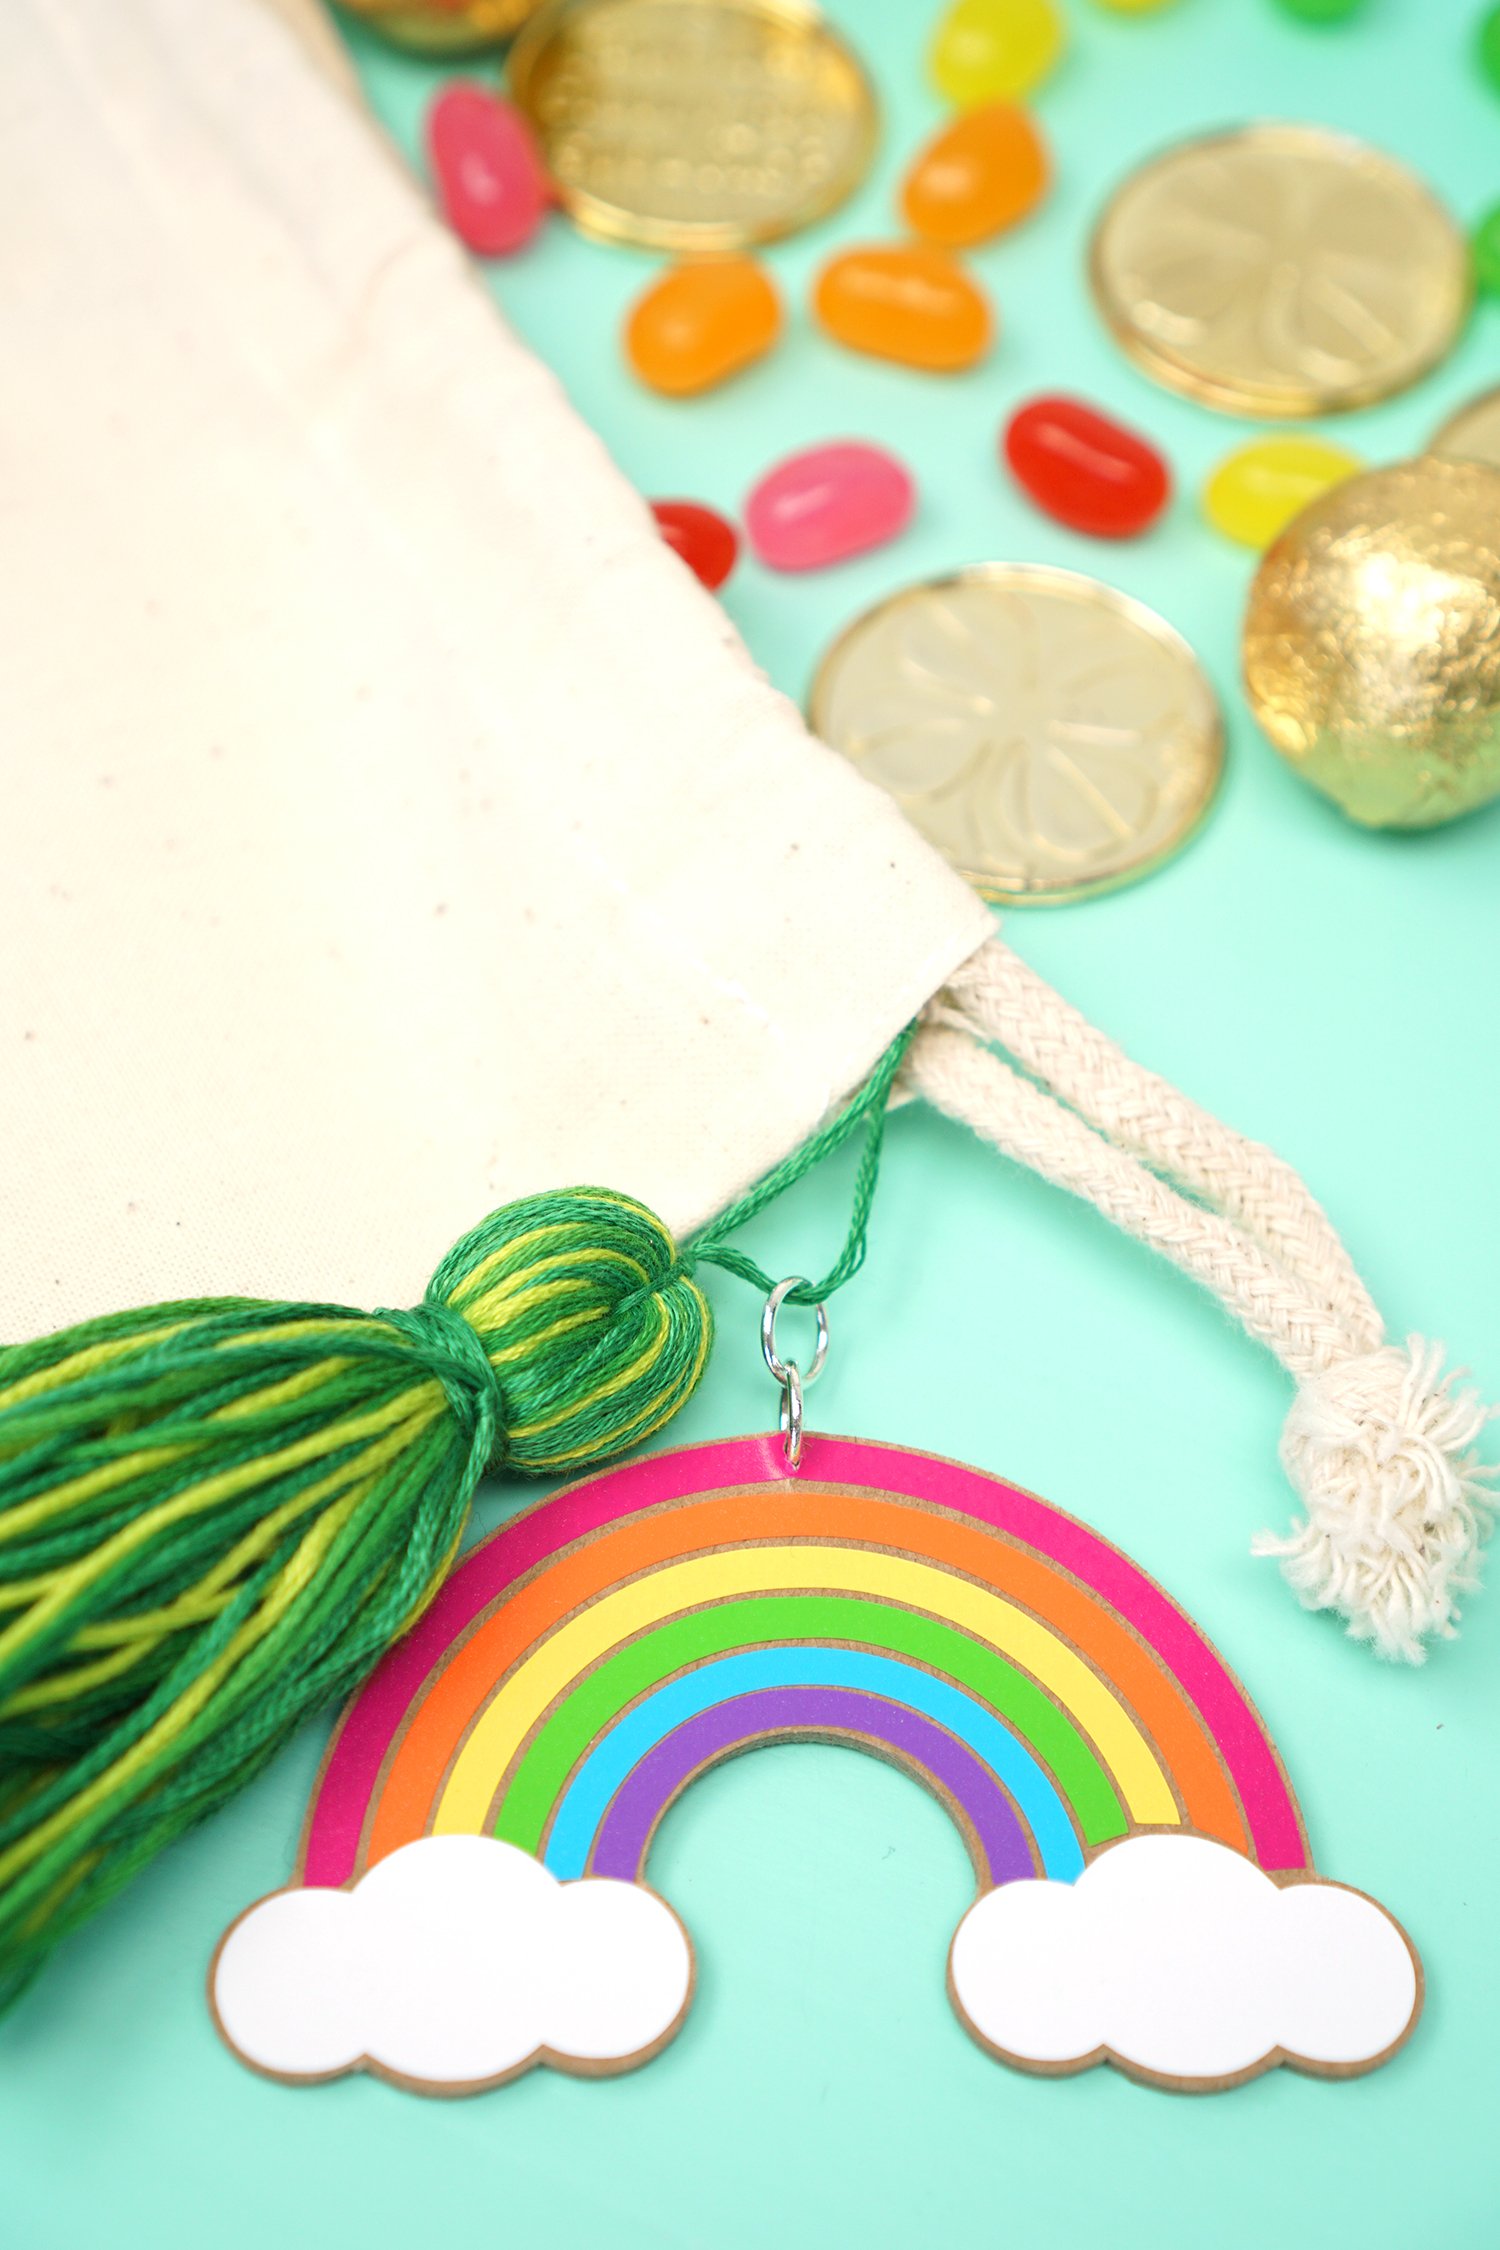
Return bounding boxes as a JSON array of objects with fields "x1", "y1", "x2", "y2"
[
  {"x1": 813, "y1": 246, "x2": 992, "y2": 372},
  {"x1": 901, "y1": 104, "x2": 1049, "y2": 247},
  {"x1": 625, "y1": 257, "x2": 781, "y2": 397}
]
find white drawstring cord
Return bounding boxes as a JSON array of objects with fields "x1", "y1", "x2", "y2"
[{"x1": 907, "y1": 937, "x2": 1494, "y2": 1662}]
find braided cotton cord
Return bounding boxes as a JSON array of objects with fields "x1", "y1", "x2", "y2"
[
  {"x1": 908, "y1": 939, "x2": 1494, "y2": 1663},
  {"x1": 940, "y1": 942, "x2": 1385, "y2": 1356},
  {"x1": 907, "y1": 1023, "x2": 1359, "y2": 1380}
]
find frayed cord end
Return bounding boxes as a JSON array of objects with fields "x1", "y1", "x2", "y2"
[{"x1": 1253, "y1": 1335, "x2": 1496, "y2": 1664}]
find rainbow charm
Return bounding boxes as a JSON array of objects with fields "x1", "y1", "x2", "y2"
[{"x1": 212, "y1": 1436, "x2": 1421, "y2": 2096}]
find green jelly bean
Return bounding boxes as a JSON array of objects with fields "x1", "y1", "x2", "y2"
[
  {"x1": 1474, "y1": 203, "x2": 1500, "y2": 296},
  {"x1": 1481, "y1": 4, "x2": 1500, "y2": 93},
  {"x1": 1273, "y1": 0, "x2": 1365, "y2": 22}
]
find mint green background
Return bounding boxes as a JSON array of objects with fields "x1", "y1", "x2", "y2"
[{"x1": 4, "y1": 1, "x2": 1498, "y2": 2243}]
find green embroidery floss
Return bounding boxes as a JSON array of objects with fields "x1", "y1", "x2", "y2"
[{"x1": 0, "y1": 1032, "x2": 908, "y2": 2006}]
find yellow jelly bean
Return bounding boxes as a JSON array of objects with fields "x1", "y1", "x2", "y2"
[
  {"x1": 1203, "y1": 436, "x2": 1363, "y2": 550},
  {"x1": 930, "y1": 0, "x2": 1065, "y2": 105},
  {"x1": 1090, "y1": 0, "x2": 1179, "y2": 14}
]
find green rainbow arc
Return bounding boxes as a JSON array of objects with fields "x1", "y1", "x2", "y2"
[{"x1": 487, "y1": 1593, "x2": 1131, "y2": 1860}]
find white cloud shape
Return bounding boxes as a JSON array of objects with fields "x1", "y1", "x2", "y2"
[
  {"x1": 211, "y1": 1835, "x2": 693, "y2": 2093},
  {"x1": 949, "y1": 1832, "x2": 1420, "y2": 2089}
]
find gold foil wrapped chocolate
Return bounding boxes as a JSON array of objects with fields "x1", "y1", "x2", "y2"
[{"x1": 1243, "y1": 457, "x2": 1500, "y2": 829}]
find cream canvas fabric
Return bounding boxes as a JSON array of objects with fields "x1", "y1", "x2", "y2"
[
  {"x1": 258, "y1": 0, "x2": 361, "y2": 91},
  {"x1": 1, "y1": 0, "x2": 987, "y2": 1339}
]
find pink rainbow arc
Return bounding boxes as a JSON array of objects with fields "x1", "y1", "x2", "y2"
[{"x1": 299, "y1": 1434, "x2": 1307, "y2": 1888}]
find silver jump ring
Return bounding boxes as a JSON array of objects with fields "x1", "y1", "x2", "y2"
[
  {"x1": 779, "y1": 1360, "x2": 805, "y2": 1471},
  {"x1": 760, "y1": 1277, "x2": 829, "y2": 1389},
  {"x1": 761, "y1": 1278, "x2": 827, "y2": 1473}
]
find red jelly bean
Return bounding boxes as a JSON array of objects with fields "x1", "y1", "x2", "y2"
[
  {"x1": 426, "y1": 83, "x2": 547, "y2": 257},
  {"x1": 651, "y1": 500, "x2": 739, "y2": 591},
  {"x1": 1003, "y1": 396, "x2": 1170, "y2": 537}
]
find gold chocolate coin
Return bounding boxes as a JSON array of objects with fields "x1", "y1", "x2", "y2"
[
  {"x1": 339, "y1": 0, "x2": 541, "y2": 53},
  {"x1": 1430, "y1": 387, "x2": 1500, "y2": 471},
  {"x1": 810, "y1": 566, "x2": 1223, "y2": 904},
  {"x1": 1090, "y1": 124, "x2": 1470, "y2": 417},
  {"x1": 1244, "y1": 456, "x2": 1500, "y2": 830},
  {"x1": 509, "y1": 0, "x2": 877, "y2": 252}
]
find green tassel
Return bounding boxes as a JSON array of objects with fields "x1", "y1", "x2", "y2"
[
  {"x1": 0, "y1": 1026, "x2": 910, "y2": 2007},
  {"x1": 0, "y1": 1186, "x2": 709, "y2": 2007}
]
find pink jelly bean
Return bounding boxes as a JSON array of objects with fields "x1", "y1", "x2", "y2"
[
  {"x1": 745, "y1": 442, "x2": 915, "y2": 572},
  {"x1": 426, "y1": 83, "x2": 546, "y2": 257}
]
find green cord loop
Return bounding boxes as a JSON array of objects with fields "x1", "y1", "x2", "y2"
[{"x1": 688, "y1": 1021, "x2": 913, "y2": 1305}]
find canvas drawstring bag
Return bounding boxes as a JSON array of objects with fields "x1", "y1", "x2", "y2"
[{"x1": 0, "y1": 0, "x2": 1488, "y2": 2002}]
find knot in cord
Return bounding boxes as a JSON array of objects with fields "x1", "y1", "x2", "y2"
[
  {"x1": 1256, "y1": 1336, "x2": 1496, "y2": 1662},
  {"x1": 381, "y1": 1298, "x2": 506, "y2": 1469}
]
